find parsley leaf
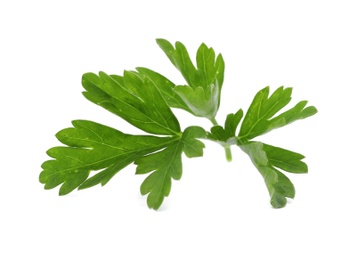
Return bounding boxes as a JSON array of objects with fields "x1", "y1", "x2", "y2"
[
  {"x1": 207, "y1": 86, "x2": 316, "y2": 207},
  {"x1": 135, "y1": 127, "x2": 205, "y2": 210},
  {"x1": 40, "y1": 39, "x2": 317, "y2": 209},
  {"x1": 82, "y1": 70, "x2": 180, "y2": 135},
  {"x1": 135, "y1": 67, "x2": 194, "y2": 114},
  {"x1": 262, "y1": 143, "x2": 308, "y2": 173},
  {"x1": 240, "y1": 141, "x2": 308, "y2": 208},
  {"x1": 208, "y1": 108, "x2": 244, "y2": 144},
  {"x1": 207, "y1": 109, "x2": 243, "y2": 161},
  {"x1": 234, "y1": 86, "x2": 316, "y2": 207},
  {"x1": 156, "y1": 39, "x2": 225, "y2": 122},
  {"x1": 238, "y1": 86, "x2": 317, "y2": 143},
  {"x1": 40, "y1": 120, "x2": 177, "y2": 195}
]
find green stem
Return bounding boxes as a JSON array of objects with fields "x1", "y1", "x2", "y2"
[
  {"x1": 224, "y1": 145, "x2": 232, "y2": 162},
  {"x1": 210, "y1": 117, "x2": 219, "y2": 125}
]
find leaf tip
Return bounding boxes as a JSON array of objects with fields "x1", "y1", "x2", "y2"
[{"x1": 270, "y1": 194, "x2": 287, "y2": 208}]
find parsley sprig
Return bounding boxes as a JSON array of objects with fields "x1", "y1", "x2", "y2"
[{"x1": 40, "y1": 39, "x2": 317, "y2": 209}]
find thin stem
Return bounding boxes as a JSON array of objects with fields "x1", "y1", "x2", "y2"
[
  {"x1": 224, "y1": 145, "x2": 232, "y2": 162},
  {"x1": 210, "y1": 117, "x2": 219, "y2": 126}
]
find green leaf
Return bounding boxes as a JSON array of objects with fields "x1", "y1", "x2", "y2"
[
  {"x1": 208, "y1": 125, "x2": 231, "y2": 143},
  {"x1": 40, "y1": 120, "x2": 177, "y2": 195},
  {"x1": 82, "y1": 71, "x2": 181, "y2": 135},
  {"x1": 196, "y1": 43, "x2": 225, "y2": 90},
  {"x1": 79, "y1": 157, "x2": 134, "y2": 190},
  {"x1": 156, "y1": 39, "x2": 196, "y2": 86},
  {"x1": 182, "y1": 126, "x2": 206, "y2": 158},
  {"x1": 263, "y1": 144, "x2": 308, "y2": 173},
  {"x1": 40, "y1": 39, "x2": 317, "y2": 210},
  {"x1": 135, "y1": 67, "x2": 193, "y2": 114},
  {"x1": 268, "y1": 101, "x2": 318, "y2": 128},
  {"x1": 208, "y1": 109, "x2": 243, "y2": 144},
  {"x1": 135, "y1": 142, "x2": 183, "y2": 210},
  {"x1": 239, "y1": 141, "x2": 296, "y2": 208},
  {"x1": 134, "y1": 126, "x2": 205, "y2": 209},
  {"x1": 238, "y1": 86, "x2": 317, "y2": 142},
  {"x1": 156, "y1": 38, "x2": 225, "y2": 120},
  {"x1": 173, "y1": 83, "x2": 219, "y2": 119},
  {"x1": 225, "y1": 109, "x2": 244, "y2": 137}
]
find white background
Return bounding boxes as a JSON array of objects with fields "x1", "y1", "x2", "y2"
[{"x1": 1, "y1": 0, "x2": 357, "y2": 259}]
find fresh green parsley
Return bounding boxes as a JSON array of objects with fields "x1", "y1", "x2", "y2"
[{"x1": 40, "y1": 39, "x2": 317, "y2": 209}]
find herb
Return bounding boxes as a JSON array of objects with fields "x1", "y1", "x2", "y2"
[{"x1": 40, "y1": 39, "x2": 317, "y2": 209}]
